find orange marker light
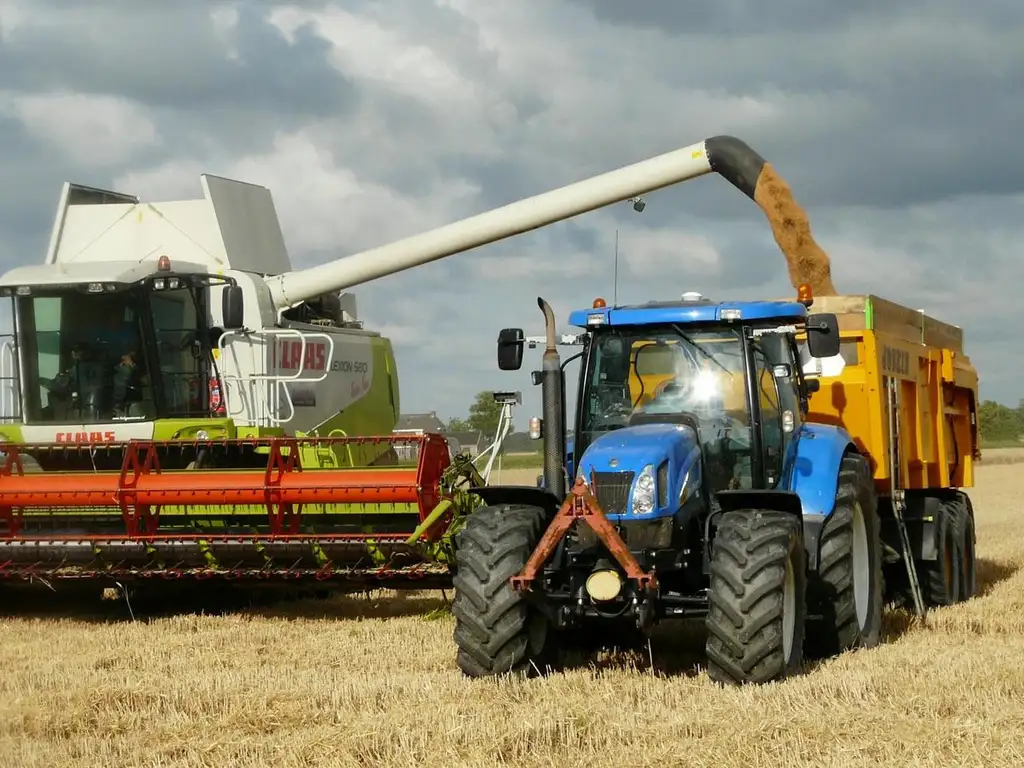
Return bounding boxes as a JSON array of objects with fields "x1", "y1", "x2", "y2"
[
  {"x1": 797, "y1": 283, "x2": 813, "y2": 307},
  {"x1": 593, "y1": 297, "x2": 607, "y2": 308},
  {"x1": 157, "y1": 255, "x2": 171, "y2": 272}
]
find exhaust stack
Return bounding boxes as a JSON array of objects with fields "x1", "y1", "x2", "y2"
[{"x1": 537, "y1": 297, "x2": 566, "y2": 500}]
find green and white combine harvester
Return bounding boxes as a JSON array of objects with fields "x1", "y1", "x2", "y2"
[{"x1": 0, "y1": 135, "x2": 871, "y2": 604}]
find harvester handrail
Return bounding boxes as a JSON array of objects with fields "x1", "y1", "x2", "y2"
[
  {"x1": 0, "y1": 336, "x2": 20, "y2": 424},
  {"x1": 216, "y1": 329, "x2": 336, "y2": 427}
]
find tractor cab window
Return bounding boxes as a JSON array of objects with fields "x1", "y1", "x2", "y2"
[
  {"x1": 579, "y1": 326, "x2": 754, "y2": 493},
  {"x1": 15, "y1": 290, "x2": 153, "y2": 424},
  {"x1": 751, "y1": 344, "x2": 784, "y2": 485}
]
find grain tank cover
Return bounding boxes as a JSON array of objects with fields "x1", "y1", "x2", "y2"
[{"x1": 38, "y1": 174, "x2": 292, "y2": 277}]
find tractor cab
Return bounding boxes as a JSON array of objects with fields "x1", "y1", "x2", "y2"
[
  {"x1": 565, "y1": 293, "x2": 841, "y2": 513},
  {"x1": 498, "y1": 289, "x2": 842, "y2": 524}
]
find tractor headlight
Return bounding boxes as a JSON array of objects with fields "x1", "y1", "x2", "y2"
[{"x1": 632, "y1": 464, "x2": 655, "y2": 515}]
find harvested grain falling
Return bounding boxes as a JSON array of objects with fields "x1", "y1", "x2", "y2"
[{"x1": 753, "y1": 163, "x2": 837, "y2": 295}]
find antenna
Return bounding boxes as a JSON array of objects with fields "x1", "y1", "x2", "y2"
[{"x1": 613, "y1": 228, "x2": 619, "y2": 307}]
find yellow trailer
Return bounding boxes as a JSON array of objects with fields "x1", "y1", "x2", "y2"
[{"x1": 801, "y1": 293, "x2": 980, "y2": 611}]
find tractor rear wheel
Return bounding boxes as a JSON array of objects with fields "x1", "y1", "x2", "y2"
[
  {"x1": 451, "y1": 503, "x2": 556, "y2": 678},
  {"x1": 806, "y1": 452, "x2": 884, "y2": 659},
  {"x1": 705, "y1": 509, "x2": 807, "y2": 686}
]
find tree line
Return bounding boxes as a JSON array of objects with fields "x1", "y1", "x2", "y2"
[
  {"x1": 979, "y1": 399, "x2": 1024, "y2": 446},
  {"x1": 444, "y1": 391, "x2": 1022, "y2": 449},
  {"x1": 444, "y1": 390, "x2": 510, "y2": 439}
]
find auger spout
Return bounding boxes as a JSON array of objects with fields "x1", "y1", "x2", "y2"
[{"x1": 264, "y1": 135, "x2": 836, "y2": 310}]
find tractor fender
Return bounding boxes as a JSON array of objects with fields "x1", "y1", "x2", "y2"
[
  {"x1": 469, "y1": 485, "x2": 564, "y2": 517},
  {"x1": 780, "y1": 422, "x2": 858, "y2": 569}
]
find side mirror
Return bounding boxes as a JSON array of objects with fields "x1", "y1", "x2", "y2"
[
  {"x1": 806, "y1": 313, "x2": 840, "y2": 359},
  {"x1": 497, "y1": 327, "x2": 524, "y2": 371},
  {"x1": 222, "y1": 284, "x2": 245, "y2": 330}
]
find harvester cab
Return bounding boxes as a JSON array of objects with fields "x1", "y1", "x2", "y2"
[{"x1": 0, "y1": 176, "x2": 402, "y2": 472}]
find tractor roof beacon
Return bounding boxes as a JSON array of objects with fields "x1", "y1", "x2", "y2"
[{"x1": 450, "y1": 286, "x2": 979, "y2": 685}]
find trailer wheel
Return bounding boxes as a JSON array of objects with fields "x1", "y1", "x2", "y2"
[
  {"x1": 705, "y1": 509, "x2": 806, "y2": 686},
  {"x1": 920, "y1": 498, "x2": 960, "y2": 607},
  {"x1": 806, "y1": 452, "x2": 884, "y2": 659},
  {"x1": 451, "y1": 503, "x2": 556, "y2": 678},
  {"x1": 950, "y1": 496, "x2": 976, "y2": 602}
]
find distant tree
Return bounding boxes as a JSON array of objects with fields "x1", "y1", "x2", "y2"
[
  {"x1": 978, "y1": 400, "x2": 1023, "y2": 443},
  {"x1": 467, "y1": 390, "x2": 506, "y2": 439},
  {"x1": 445, "y1": 417, "x2": 471, "y2": 432}
]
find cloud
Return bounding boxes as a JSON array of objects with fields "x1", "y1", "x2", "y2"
[{"x1": 0, "y1": 0, "x2": 1021, "y2": 435}]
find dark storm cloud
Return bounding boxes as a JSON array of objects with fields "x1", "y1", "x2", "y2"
[
  {"x1": 569, "y1": 0, "x2": 1022, "y2": 35},
  {"x1": 0, "y1": 0, "x2": 1021, "y2": 413},
  {"x1": 539, "y1": 0, "x2": 1024, "y2": 212},
  {"x1": 0, "y1": 115, "x2": 71, "y2": 264},
  {"x1": 0, "y1": 2, "x2": 357, "y2": 126}
]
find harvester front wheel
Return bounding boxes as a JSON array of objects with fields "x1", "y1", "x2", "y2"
[
  {"x1": 805, "y1": 452, "x2": 884, "y2": 659},
  {"x1": 705, "y1": 509, "x2": 807, "y2": 686},
  {"x1": 451, "y1": 503, "x2": 556, "y2": 678}
]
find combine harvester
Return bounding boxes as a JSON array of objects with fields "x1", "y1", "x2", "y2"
[{"x1": 0, "y1": 137, "x2": 978, "y2": 633}]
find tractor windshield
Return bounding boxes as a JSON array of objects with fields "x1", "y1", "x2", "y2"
[
  {"x1": 578, "y1": 325, "x2": 755, "y2": 490},
  {"x1": 12, "y1": 284, "x2": 213, "y2": 425}
]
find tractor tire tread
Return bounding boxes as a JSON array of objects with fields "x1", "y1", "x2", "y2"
[
  {"x1": 451, "y1": 503, "x2": 553, "y2": 678},
  {"x1": 806, "y1": 451, "x2": 884, "y2": 658},
  {"x1": 705, "y1": 509, "x2": 806, "y2": 686}
]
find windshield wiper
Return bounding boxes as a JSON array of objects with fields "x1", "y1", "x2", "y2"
[{"x1": 669, "y1": 324, "x2": 733, "y2": 375}]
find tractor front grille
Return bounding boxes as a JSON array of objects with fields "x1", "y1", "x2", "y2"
[{"x1": 590, "y1": 470, "x2": 634, "y2": 515}]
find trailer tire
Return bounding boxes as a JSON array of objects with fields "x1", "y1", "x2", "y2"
[
  {"x1": 920, "y1": 497, "x2": 960, "y2": 607},
  {"x1": 705, "y1": 509, "x2": 806, "y2": 686},
  {"x1": 451, "y1": 503, "x2": 556, "y2": 678},
  {"x1": 806, "y1": 452, "x2": 884, "y2": 659},
  {"x1": 950, "y1": 496, "x2": 976, "y2": 602}
]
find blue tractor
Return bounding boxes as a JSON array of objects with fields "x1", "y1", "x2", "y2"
[{"x1": 451, "y1": 290, "x2": 886, "y2": 686}]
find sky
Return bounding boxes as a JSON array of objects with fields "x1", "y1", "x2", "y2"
[{"x1": 0, "y1": 0, "x2": 1021, "y2": 430}]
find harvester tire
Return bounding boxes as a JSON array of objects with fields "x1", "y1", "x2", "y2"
[
  {"x1": 919, "y1": 497, "x2": 960, "y2": 607},
  {"x1": 451, "y1": 503, "x2": 556, "y2": 678},
  {"x1": 950, "y1": 495, "x2": 977, "y2": 602},
  {"x1": 805, "y1": 452, "x2": 884, "y2": 659},
  {"x1": 705, "y1": 509, "x2": 806, "y2": 686}
]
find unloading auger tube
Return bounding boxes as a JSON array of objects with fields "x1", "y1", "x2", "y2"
[{"x1": 265, "y1": 135, "x2": 808, "y2": 310}]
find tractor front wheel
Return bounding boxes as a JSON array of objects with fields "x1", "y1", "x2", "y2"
[
  {"x1": 451, "y1": 503, "x2": 557, "y2": 678},
  {"x1": 705, "y1": 509, "x2": 807, "y2": 686}
]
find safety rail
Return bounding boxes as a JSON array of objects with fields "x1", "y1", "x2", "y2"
[
  {"x1": 216, "y1": 329, "x2": 336, "y2": 428},
  {"x1": 0, "y1": 335, "x2": 21, "y2": 423}
]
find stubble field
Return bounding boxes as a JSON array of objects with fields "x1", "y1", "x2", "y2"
[{"x1": 1, "y1": 452, "x2": 1022, "y2": 768}]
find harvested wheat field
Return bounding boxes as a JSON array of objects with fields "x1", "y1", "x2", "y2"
[{"x1": 1, "y1": 459, "x2": 1023, "y2": 768}]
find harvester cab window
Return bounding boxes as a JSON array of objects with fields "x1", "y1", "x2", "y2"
[
  {"x1": 149, "y1": 290, "x2": 206, "y2": 418},
  {"x1": 17, "y1": 291, "x2": 152, "y2": 423}
]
